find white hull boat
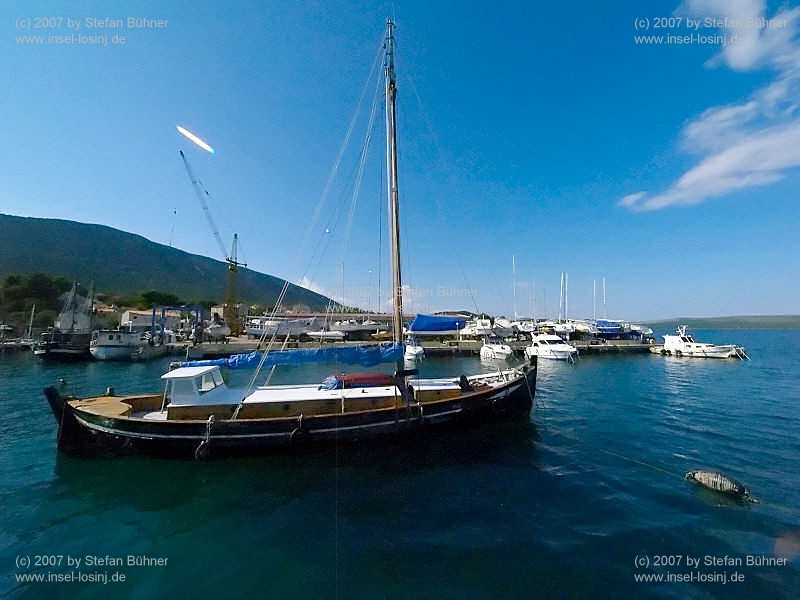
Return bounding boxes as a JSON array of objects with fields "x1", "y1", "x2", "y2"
[
  {"x1": 480, "y1": 341, "x2": 514, "y2": 361},
  {"x1": 403, "y1": 339, "x2": 425, "y2": 361},
  {"x1": 90, "y1": 328, "x2": 172, "y2": 361},
  {"x1": 653, "y1": 325, "x2": 748, "y2": 359},
  {"x1": 306, "y1": 330, "x2": 347, "y2": 341},
  {"x1": 245, "y1": 316, "x2": 318, "y2": 338},
  {"x1": 461, "y1": 318, "x2": 513, "y2": 339},
  {"x1": 524, "y1": 334, "x2": 578, "y2": 362}
]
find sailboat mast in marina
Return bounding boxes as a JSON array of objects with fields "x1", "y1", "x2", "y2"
[
  {"x1": 385, "y1": 19, "x2": 403, "y2": 348},
  {"x1": 43, "y1": 20, "x2": 537, "y2": 459}
]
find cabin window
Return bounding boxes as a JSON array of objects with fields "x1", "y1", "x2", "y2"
[
  {"x1": 199, "y1": 372, "x2": 220, "y2": 394},
  {"x1": 170, "y1": 379, "x2": 196, "y2": 398},
  {"x1": 108, "y1": 335, "x2": 114, "y2": 341}
]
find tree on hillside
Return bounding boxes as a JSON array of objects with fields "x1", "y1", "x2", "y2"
[
  {"x1": 139, "y1": 290, "x2": 181, "y2": 308},
  {"x1": 1, "y1": 273, "x2": 70, "y2": 313}
]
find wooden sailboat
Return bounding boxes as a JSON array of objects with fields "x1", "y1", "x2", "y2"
[
  {"x1": 33, "y1": 282, "x2": 94, "y2": 361},
  {"x1": 43, "y1": 20, "x2": 537, "y2": 459}
]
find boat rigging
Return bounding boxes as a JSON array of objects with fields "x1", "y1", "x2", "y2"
[{"x1": 43, "y1": 20, "x2": 537, "y2": 459}]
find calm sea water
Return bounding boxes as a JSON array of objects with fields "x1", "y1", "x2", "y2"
[{"x1": 2, "y1": 329, "x2": 799, "y2": 599}]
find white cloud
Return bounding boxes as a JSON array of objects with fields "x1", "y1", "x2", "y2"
[
  {"x1": 297, "y1": 276, "x2": 329, "y2": 297},
  {"x1": 620, "y1": 2, "x2": 800, "y2": 211},
  {"x1": 624, "y1": 122, "x2": 800, "y2": 210},
  {"x1": 681, "y1": 0, "x2": 799, "y2": 71},
  {"x1": 297, "y1": 276, "x2": 351, "y2": 308},
  {"x1": 680, "y1": 101, "x2": 760, "y2": 153},
  {"x1": 618, "y1": 192, "x2": 647, "y2": 207}
]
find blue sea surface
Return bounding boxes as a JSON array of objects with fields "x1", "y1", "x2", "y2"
[{"x1": 1, "y1": 329, "x2": 799, "y2": 599}]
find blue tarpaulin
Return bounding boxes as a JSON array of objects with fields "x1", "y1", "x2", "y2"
[
  {"x1": 595, "y1": 319, "x2": 625, "y2": 339},
  {"x1": 408, "y1": 314, "x2": 466, "y2": 332},
  {"x1": 178, "y1": 342, "x2": 404, "y2": 370}
]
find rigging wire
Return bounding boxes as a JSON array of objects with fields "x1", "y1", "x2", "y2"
[
  {"x1": 340, "y1": 72, "x2": 383, "y2": 261},
  {"x1": 338, "y1": 76, "x2": 383, "y2": 314},
  {"x1": 237, "y1": 30, "x2": 388, "y2": 401},
  {"x1": 401, "y1": 74, "x2": 482, "y2": 315},
  {"x1": 300, "y1": 76, "x2": 382, "y2": 306},
  {"x1": 295, "y1": 36, "x2": 386, "y2": 278}
]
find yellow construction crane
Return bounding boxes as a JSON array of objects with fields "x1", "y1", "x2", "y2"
[{"x1": 179, "y1": 150, "x2": 246, "y2": 336}]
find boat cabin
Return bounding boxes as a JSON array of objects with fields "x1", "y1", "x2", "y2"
[{"x1": 161, "y1": 366, "x2": 236, "y2": 406}]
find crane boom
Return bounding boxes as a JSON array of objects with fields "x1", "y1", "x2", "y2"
[
  {"x1": 178, "y1": 150, "x2": 246, "y2": 336},
  {"x1": 179, "y1": 150, "x2": 230, "y2": 261}
]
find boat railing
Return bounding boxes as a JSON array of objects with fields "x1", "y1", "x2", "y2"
[{"x1": 733, "y1": 347, "x2": 750, "y2": 360}]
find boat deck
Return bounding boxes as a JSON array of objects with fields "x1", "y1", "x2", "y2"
[
  {"x1": 71, "y1": 394, "x2": 163, "y2": 418},
  {"x1": 69, "y1": 368, "x2": 521, "y2": 422},
  {"x1": 245, "y1": 384, "x2": 399, "y2": 403}
]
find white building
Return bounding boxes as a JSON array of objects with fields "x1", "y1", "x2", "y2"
[{"x1": 120, "y1": 309, "x2": 182, "y2": 330}]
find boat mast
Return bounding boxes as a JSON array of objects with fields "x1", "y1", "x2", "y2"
[
  {"x1": 27, "y1": 304, "x2": 36, "y2": 340},
  {"x1": 512, "y1": 254, "x2": 517, "y2": 320},
  {"x1": 384, "y1": 19, "x2": 403, "y2": 345}
]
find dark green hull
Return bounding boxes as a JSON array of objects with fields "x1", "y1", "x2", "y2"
[{"x1": 44, "y1": 361, "x2": 537, "y2": 459}]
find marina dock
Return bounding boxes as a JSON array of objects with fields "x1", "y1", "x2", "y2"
[{"x1": 183, "y1": 336, "x2": 655, "y2": 360}]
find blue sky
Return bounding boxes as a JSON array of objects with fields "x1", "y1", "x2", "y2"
[{"x1": 3, "y1": 0, "x2": 799, "y2": 321}]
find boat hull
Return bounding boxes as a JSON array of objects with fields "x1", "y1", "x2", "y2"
[
  {"x1": 480, "y1": 349, "x2": 513, "y2": 360},
  {"x1": 654, "y1": 345, "x2": 741, "y2": 358},
  {"x1": 43, "y1": 362, "x2": 537, "y2": 459},
  {"x1": 34, "y1": 337, "x2": 92, "y2": 362},
  {"x1": 90, "y1": 343, "x2": 168, "y2": 361},
  {"x1": 525, "y1": 349, "x2": 576, "y2": 361}
]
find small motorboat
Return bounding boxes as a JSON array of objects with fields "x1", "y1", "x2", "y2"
[
  {"x1": 479, "y1": 338, "x2": 514, "y2": 361},
  {"x1": 524, "y1": 334, "x2": 578, "y2": 362},
  {"x1": 651, "y1": 326, "x2": 748, "y2": 359}
]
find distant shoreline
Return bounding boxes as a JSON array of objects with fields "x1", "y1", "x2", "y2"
[{"x1": 646, "y1": 315, "x2": 800, "y2": 329}]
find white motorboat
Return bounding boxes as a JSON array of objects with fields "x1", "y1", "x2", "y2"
[
  {"x1": 653, "y1": 325, "x2": 748, "y2": 359},
  {"x1": 329, "y1": 319, "x2": 383, "y2": 341},
  {"x1": 461, "y1": 318, "x2": 513, "y2": 339},
  {"x1": 245, "y1": 315, "x2": 318, "y2": 338},
  {"x1": 403, "y1": 338, "x2": 425, "y2": 361},
  {"x1": 570, "y1": 319, "x2": 598, "y2": 336},
  {"x1": 306, "y1": 329, "x2": 347, "y2": 341},
  {"x1": 205, "y1": 318, "x2": 231, "y2": 341},
  {"x1": 524, "y1": 333, "x2": 578, "y2": 362},
  {"x1": 479, "y1": 338, "x2": 514, "y2": 361},
  {"x1": 90, "y1": 326, "x2": 173, "y2": 361}
]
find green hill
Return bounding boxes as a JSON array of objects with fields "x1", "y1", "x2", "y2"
[
  {"x1": 0, "y1": 213, "x2": 332, "y2": 310},
  {"x1": 646, "y1": 315, "x2": 800, "y2": 329}
]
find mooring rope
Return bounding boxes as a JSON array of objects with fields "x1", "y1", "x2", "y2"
[{"x1": 194, "y1": 415, "x2": 215, "y2": 460}]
